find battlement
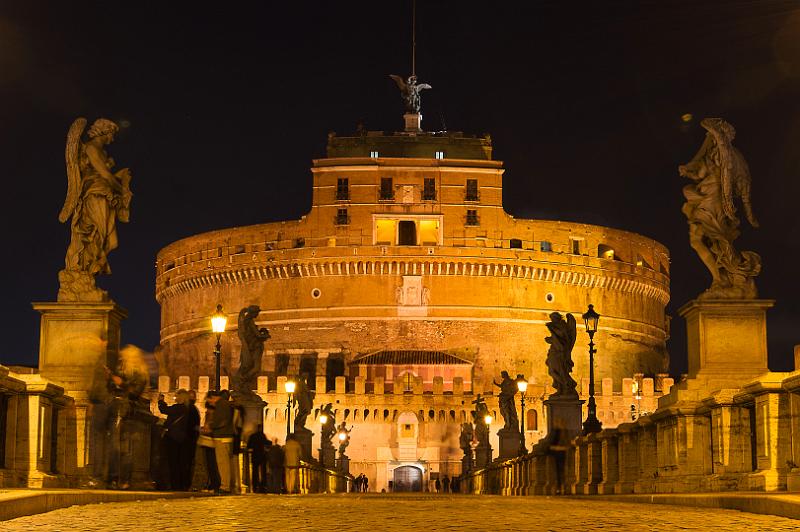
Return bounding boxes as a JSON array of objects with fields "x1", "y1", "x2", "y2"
[{"x1": 154, "y1": 373, "x2": 673, "y2": 430}]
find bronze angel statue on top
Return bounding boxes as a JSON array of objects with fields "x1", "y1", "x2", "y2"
[
  {"x1": 545, "y1": 312, "x2": 578, "y2": 399},
  {"x1": 59, "y1": 118, "x2": 132, "y2": 302},
  {"x1": 679, "y1": 118, "x2": 761, "y2": 299},
  {"x1": 389, "y1": 74, "x2": 432, "y2": 114}
]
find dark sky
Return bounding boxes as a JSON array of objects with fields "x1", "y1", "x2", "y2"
[{"x1": 1, "y1": 1, "x2": 798, "y2": 376}]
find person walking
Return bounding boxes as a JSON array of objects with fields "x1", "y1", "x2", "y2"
[
  {"x1": 354, "y1": 474, "x2": 362, "y2": 492},
  {"x1": 434, "y1": 478, "x2": 441, "y2": 493},
  {"x1": 199, "y1": 392, "x2": 220, "y2": 492},
  {"x1": 362, "y1": 476, "x2": 369, "y2": 493},
  {"x1": 267, "y1": 438, "x2": 284, "y2": 494},
  {"x1": 442, "y1": 475, "x2": 450, "y2": 493},
  {"x1": 183, "y1": 390, "x2": 201, "y2": 490},
  {"x1": 284, "y1": 434, "x2": 302, "y2": 494},
  {"x1": 211, "y1": 390, "x2": 235, "y2": 494},
  {"x1": 247, "y1": 424, "x2": 269, "y2": 493},
  {"x1": 158, "y1": 390, "x2": 190, "y2": 490}
]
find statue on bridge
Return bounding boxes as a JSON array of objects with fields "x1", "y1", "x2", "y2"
[
  {"x1": 233, "y1": 305, "x2": 270, "y2": 396},
  {"x1": 59, "y1": 118, "x2": 132, "y2": 302},
  {"x1": 545, "y1": 312, "x2": 578, "y2": 399},
  {"x1": 293, "y1": 374, "x2": 315, "y2": 433},
  {"x1": 679, "y1": 117, "x2": 761, "y2": 299},
  {"x1": 493, "y1": 371, "x2": 519, "y2": 432}
]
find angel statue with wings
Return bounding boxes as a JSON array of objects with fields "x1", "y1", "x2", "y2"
[
  {"x1": 545, "y1": 312, "x2": 578, "y2": 399},
  {"x1": 679, "y1": 118, "x2": 761, "y2": 299},
  {"x1": 389, "y1": 74, "x2": 432, "y2": 114},
  {"x1": 58, "y1": 118, "x2": 132, "y2": 302}
]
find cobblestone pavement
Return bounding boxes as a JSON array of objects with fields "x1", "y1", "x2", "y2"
[{"x1": 4, "y1": 493, "x2": 799, "y2": 531}]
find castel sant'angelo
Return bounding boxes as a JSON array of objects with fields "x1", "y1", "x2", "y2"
[{"x1": 154, "y1": 78, "x2": 672, "y2": 490}]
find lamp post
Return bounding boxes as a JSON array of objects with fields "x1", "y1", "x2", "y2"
[
  {"x1": 516, "y1": 375, "x2": 528, "y2": 454},
  {"x1": 285, "y1": 379, "x2": 296, "y2": 439},
  {"x1": 210, "y1": 305, "x2": 227, "y2": 391},
  {"x1": 582, "y1": 304, "x2": 602, "y2": 435}
]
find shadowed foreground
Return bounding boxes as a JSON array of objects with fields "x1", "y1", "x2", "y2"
[{"x1": 3, "y1": 493, "x2": 799, "y2": 531}]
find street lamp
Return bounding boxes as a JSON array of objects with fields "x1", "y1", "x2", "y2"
[
  {"x1": 516, "y1": 375, "x2": 528, "y2": 454},
  {"x1": 582, "y1": 304, "x2": 602, "y2": 434},
  {"x1": 210, "y1": 304, "x2": 227, "y2": 391},
  {"x1": 285, "y1": 379, "x2": 296, "y2": 438},
  {"x1": 484, "y1": 414, "x2": 493, "y2": 426}
]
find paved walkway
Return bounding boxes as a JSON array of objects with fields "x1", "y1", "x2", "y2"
[{"x1": 4, "y1": 493, "x2": 799, "y2": 531}]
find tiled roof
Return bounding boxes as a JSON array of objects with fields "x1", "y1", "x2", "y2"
[{"x1": 353, "y1": 350, "x2": 472, "y2": 366}]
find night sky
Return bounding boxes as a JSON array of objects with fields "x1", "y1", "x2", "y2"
[{"x1": 1, "y1": 1, "x2": 798, "y2": 376}]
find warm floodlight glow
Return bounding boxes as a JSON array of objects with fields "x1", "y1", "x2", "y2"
[
  {"x1": 285, "y1": 380, "x2": 296, "y2": 394},
  {"x1": 338, "y1": 431, "x2": 347, "y2": 441},
  {"x1": 211, "y1": 304, "x2": 227, "y2": 334},
  {"x1": 517, "y1": 378, "x2": 528, "y2": 393},
  {"x1": 319, "y1": 414, "x2": 328, "y2": 425},
  {"x1": 484, "y1": 414, "x2": 493, "y2": 425}
]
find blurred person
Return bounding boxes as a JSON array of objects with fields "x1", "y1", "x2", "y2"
[
  {"x1": 267, "y1": 438, "x2": 284, "y2": 494},
  {"x1": 184, "y1": 390, "x2": 201, "y2": 490},
  {"x1": 284, "y1": 434, "x2": 302, "y2": 494},
  {"x1": 247, "y1": 424, "x2": 269, "y2": 493},
  {"x1": 442, "y1": 475, "x2": 450, "y2": 493},
  {"x1": 198, "y1": 392, "x2": 220, "y2": 492},
  {"x1": 211, "y1": 390, "x2": 235, "y2": 494},
  {"x1": 158, "y1": 389, "x2": 190, "y2": 490}
]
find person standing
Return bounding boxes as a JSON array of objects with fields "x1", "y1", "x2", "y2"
[
  {"x1": 199, "y1": 392, "x2": 220, "y2": 492},
  {"x1": 284, "y1": 434, "x2": 302, "y2": 494},
  {"x1": 442, "y1": 475, "x2": 450, "y2": 493},
  {"x1": 211, "y1": 390, "x2": 235, "y2": 494},
  {"x1": 158, "y1": 390, "x2": 190, "y2": 490},
  {"x1": 434, "y1": 478, "x2": 441, "y2": 493},
  {"x1": 362, "y1": 476, "x2": 369, "y2": 493},
  {"x1": 267, "y1": 439, "x2": 284, "y2": 494},
  {"x1": 247, "y1": 424, "x2": 269, "y2": 493},
  {"x1": 183, "y1": 390, "x2": 201, "y2": 490}
]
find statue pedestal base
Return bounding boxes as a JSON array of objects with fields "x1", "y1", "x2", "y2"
[
  {"x1": 404, "y1": 113, "x2": 422, "y2": 132},
  {"x1": 497, "y1": 428, "x2": 522, "y2": 460},
  {"x1": 235, "y1": 394, "x2": 267, "y2": 442},
  {"x1": 33, "y1": 301, "x2": 127, "y2": 393},
  {"x1": 680, "y1": 298, "x2": 774, "y2": 388},
  {"x1": 295, "y1": 428, "x2": 313, "y2": 461},
  {"x1": 474, "y1": 444, "x2": 492, "y2": 469},
  {"x1": 543, "y1": 396, "x2": 585, "y2": 447},
  {"x1": 461, "y1": 455, "x2": 473, "y2": 476},
  {"x1": 319, "y1": 446, "x2": 336, "y2": 469},
  {"x1": 338, "y1": 454, "x2": 350, "y2": 475}
]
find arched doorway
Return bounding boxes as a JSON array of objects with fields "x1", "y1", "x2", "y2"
[{"x1": 393, "y1": 465, "x2": 422, "y2": 492}]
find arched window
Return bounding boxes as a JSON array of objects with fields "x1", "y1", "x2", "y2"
[{"x1": 527, "y1": 409, "x2": 538, "y2": 431}]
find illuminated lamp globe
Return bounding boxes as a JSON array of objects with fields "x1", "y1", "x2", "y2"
[
  {"x1": 319, "y1": 414, "x2": 328, "y2": 425},
  {"x1": 484, "y1": 414, "x2": 493, "y2": 425},
  {"x1": 285, "y1": 380, "x2": 296, "y2": 394},
  {"x1": 516, "y1": 377, "x2": 528, "y2": 394},
  {"x1": 211, "y1": 305, "x2": 227, "y2": 334},
  {"x1": 338, "y1": 432, "x2": 347, "y2": 441},
  {"x1": 582, "y1": 304, "x2": 600, "y2": 334}
]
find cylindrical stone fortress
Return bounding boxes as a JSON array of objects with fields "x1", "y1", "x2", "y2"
[{"x1": 155, "y1": 131, "x2": 669, "y2": 393}]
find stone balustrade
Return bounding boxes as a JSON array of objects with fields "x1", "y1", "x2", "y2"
[{"x1": 465, "y1": 368, "x2": 800, "y2": 495}]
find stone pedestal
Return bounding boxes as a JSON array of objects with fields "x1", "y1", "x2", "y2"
[
  {"x1": 461, "y1": 454, "x2": 473, "y2": 475},
  {"x1": 680, "y1": 298, "x2": 773, "y2": 388},
  {"x1": 33, "y1": 301, "x2": 127, "y2": 393},
  {"x1": 320, "y1": 446, "x2": 336, "y2": 469},
  {"x1": 235, "y1": 395, "x2": 268, "y2": 443},
  {"x1": 295, "y1": 428, "x2": 313, "y2": 461},
  {"x1": 338, "y1": 454, "x2": 350, "y2": 475},
  {"x1": 543, "y1": 396, "x2": 585, "y2": 446},
  {"x1": 404, "y1": 113, "x2": 422, "y2": 132},
  {"x1": 474, "y1": 444, "x2": 492, "y2": 469},
  {"x1": 497, "y1": 428, "x2": 522, "y2": 460}
]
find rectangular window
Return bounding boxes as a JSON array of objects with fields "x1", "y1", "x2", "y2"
[
  {"x1": 370, "y1": 150, "x2": 379, "y2": 158},
  {"x1": 465, "y1": 179, "x2": 479, "y2": 201},
  {"x1": 435, "y1": 151, "x2": 445, "y2": 160},
  {"x1": 336, "y1": 178, "x2": 349, "y2": 201},
  {"x1": 510, "y1": 238, "x2": 522, "y2": 249},
  {"x1": 540, "y1": 241, "x2": 552, "y2": 252},
  {"x1": 466, "y1": 209, "x2": 479, "y2": 226},
  {"x1": 571, "y1": 239, "x2": 581, "y2": 255},
  {"x1": 423, "y1": 178, "x2": 436, "y2": 201},
  {"x1": 380, "y1": 177, "x2": 394, "y2": 200},
  {"x1": 336, "y1": 208, "x2": 349, "y2": 225}
]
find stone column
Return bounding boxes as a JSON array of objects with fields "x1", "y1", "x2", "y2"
[{"x1": 597, "y1": 429, "x2": 619, "y2": 494}]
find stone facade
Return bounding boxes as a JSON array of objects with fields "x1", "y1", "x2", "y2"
[{"x1": 154, "y1": 132, "x2": 670, "y2": 396}]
